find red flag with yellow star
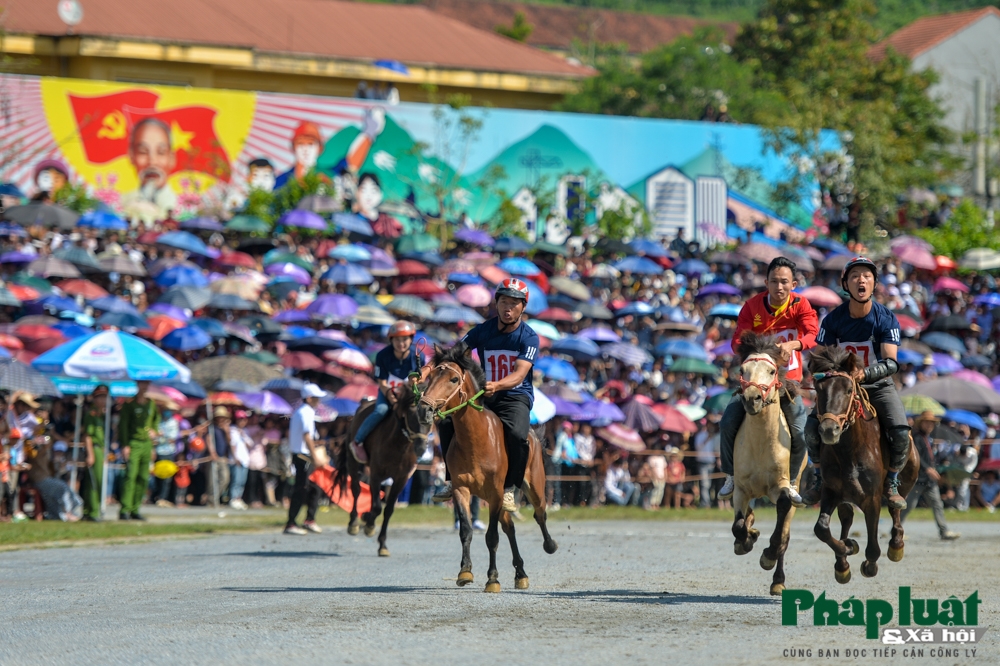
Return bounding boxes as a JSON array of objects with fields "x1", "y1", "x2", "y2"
[{"x1": 68, "y1": 90, "x2": 159, "y2": 164}]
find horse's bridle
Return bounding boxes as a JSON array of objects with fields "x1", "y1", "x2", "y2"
[
  {"x1": 738, "y1": 354, "x2": 782, "y2": 406},
  {"x1": 394, "y1": 373, "x2": 431, "y2": 444},
  {"x1": 813, "y1": 371, "x2": 875, "y2": 430},
  {"x1": 419, "y1": 362, "x2": 484, "y2": 420}
]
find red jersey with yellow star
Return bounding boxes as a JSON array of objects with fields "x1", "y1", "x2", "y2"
[{"x1": 733, "y1": 291, "x2": 819, "y2": 382}]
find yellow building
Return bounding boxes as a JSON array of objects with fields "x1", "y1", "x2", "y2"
[{"x1": 0, "y1": 0, "x2": 592, "y2": 109}]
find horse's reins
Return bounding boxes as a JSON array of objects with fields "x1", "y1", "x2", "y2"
[
  {"x1": 420, "y1": 362, "x2": 485, "y2": 420},
  {"x1": 737, "y1": 354, "x2": 782, "y2": 406},
  {"x1": 812, "y1": 371, "x2": 876, "y2": 429}
]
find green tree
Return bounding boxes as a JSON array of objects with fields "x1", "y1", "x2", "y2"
[
  {"x1": 52, "y1": 182, "x2": 99, "y2": 214},
  {"x1": 490, "y1": 197, "x2": 530, "y2": 239},
  {"x1": 915, "y1": 199, "x2": 1000, "y2": 258},
  {"x1": 495, "y1": 12, "x2": 534, "y2": 42},
  {"x1": 272, "y1": 171, "x2": 334, "y2": 220},
  {"x1": 598, "y1": 200, "x2": 651, "y2": 241}
]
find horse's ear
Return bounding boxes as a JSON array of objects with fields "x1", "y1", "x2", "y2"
[{"x1": 433, "y1": 343, "x2": 443, "y2": 357}]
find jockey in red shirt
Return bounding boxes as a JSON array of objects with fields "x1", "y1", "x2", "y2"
[{"x1": 718, "y1": 257, "x2": 819, "y2": 506}]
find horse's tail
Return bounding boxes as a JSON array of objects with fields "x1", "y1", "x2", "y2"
[{"x1": 333, "y1": 434, "x2": 349, "y2": 494}]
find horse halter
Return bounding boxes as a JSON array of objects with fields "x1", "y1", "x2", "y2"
[
  {"x1": 738, "y1": 354, "x2": 781, "y2": 405},
  {"x1": 813, "y1": 371, "x2": 875, "y2": 430},
  {"x1": 419, "y1": 362, "x2": 484, "y2": 420}
]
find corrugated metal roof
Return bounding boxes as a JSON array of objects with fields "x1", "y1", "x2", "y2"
[
  {"x1": 870, "y1": 6, "x2": 1000, "y2": 61},
  {"x1": 423, "y1": 0, "x2": 738, "y2": 54},
  {"x1": 1, "y1": 0, "x2": 591, "y2": 76}
]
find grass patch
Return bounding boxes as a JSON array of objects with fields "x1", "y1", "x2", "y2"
[{"x1": 0, "y1": 516, "x2": 283, "y2": 548}]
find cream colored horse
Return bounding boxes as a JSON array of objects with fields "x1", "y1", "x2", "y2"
[{"x1": 731, "y1": 333, "x2": 806, "y2": 596}]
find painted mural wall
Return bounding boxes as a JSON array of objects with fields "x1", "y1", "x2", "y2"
[{"x1": 0, "y1": 74, "x2": 835, "y2": 243}]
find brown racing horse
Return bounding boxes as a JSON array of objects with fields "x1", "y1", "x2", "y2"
[
  {"x1": 808, "y1": 346, "x2": 919, "y2": 583},
  {"x1": 420, "y1": 343, "x2": 557, "y2": 593},
  {"x1": 335, "y1": 380, "x2": 434, "y2": 557},
  {"x1": 731, "y1": 332, "x2": 805, "y2": 596}
]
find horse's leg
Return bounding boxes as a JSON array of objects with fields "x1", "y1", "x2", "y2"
[
  {"x1": 499, "y1": 510, "x2": 529, "y2": 589},
  {"x1": 522, "y1": 453, "x2": 558, "y2": 554},
  {"x1": 761, "y1": 490, "x2": 793, "y2": 596},
  {"x1": 376, "y1": 481, "x2": 401, "y2": 558},
  {"x1": 887, "y1": 505, "x2": 905, "y2": 562},
  {"x1": 813, "y1": 491, "x2": 852, "y2": 584},
  {"x1": 731, "y1": 488, "x2": 756, "y2": 555},
  {"x1": 453, "y1": 487, "x2": 475, "y2": 587},
  {"x1": 363, "y1": 472, "x2": 383, "y2": 537},
  {"x1": 347, "y1": 464, "x2": 361, "y2": 535},
  {"x1": 860, "y1": 499, "x2": 882, "y2": 578},
  {"x1": 838, "y1": 503, "x2": 860, "y2": 557},
  {"x1": 484, "y1": 501, "x2": 502, "y2": 593}
]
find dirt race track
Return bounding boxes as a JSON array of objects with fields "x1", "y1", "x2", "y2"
[{"x1": 0, "y1": 515, "x2": 996, "y2": 665}]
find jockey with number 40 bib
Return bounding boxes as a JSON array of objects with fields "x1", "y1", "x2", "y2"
[
  {"x1": 718, "y1": 257, "x2": 818, "y2": 506},
  {"x1": 433, "y1": 278, "x2": 540, "y2": 513},
  {"x1": 799, "y1": 257, "x2": 909, "y2": 509}
]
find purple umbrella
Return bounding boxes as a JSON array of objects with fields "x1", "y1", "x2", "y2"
[
  {"x1": 454, "y1": 228, "x2": 495, "y2": 246},
  {"x1": 0, "y1": 251, "x2": 35, "y2": 263},
  {"x1": 696, "y1": 283, "x2": 742, "y2": 298},
  {"x1": 581, "y1": 399, "x2": 626, "y2": 422},
  {"x1": 931, "y1": 353, "x2": 963, "y2": 374},
  {"x1": 621, "y1": 398, "x2": 662, "y2": 433},
  {"x1": 273, "y1": 310, "x2": 312, "y2": 323},
  {"x1": 147, "y1": 303, "x2": 191, "y2": 322},
  {"x1": 265, "y1": 262, "x2": 311, "y2": 285},
  {"x1": 317, "y1": 329, "x2": 353, "y2": 342},
  {"x1": 235, "y1": 390, "x2": 292, "y2": 415},
  {"x1": 993, "y1": 376, "x2": 1000, "y2": 393},
  {"x1": 305, "y1": 294, "x2": 358, "y2": 318},
  {"x1": 549, "y1": 396, "x2": 582, "y2": 417},
  {"x1": 578, "y1": 326, "x2": 621, "y2": 343},
  {"x1": 280, "y1": 210, "x2": 327, "y2": 231},
  {"x1": 180, "y1": 217, "x2": 224, "y2": 232}
]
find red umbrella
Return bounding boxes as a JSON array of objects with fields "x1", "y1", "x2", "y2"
[
  {"x1": 24, "y1": 336, "x2": 67, "y2": 354},
  {"x1": 798, "y1": 286, "x2": 843, "y2": 309},
  {"x1": 396, "y1": 260, "x2": 431, "y2": 277},
  {"x1": 0, "y1": 334, "x2": 24, "y2": 350},
  {"x1": 537, "y1": 307, "x2": 575, "y2": 322},
  {"x1": 217, "y1": 251, "x2": 257, "y2": 269},
  {"x1": 935, "y1": 255, "x2": 957, "y2": 271},
  {"x1": 14, "y1": 325, "x2": 63, "y2": 341},
  {"x1": 337, "y1": 382, "x2": 378, "y2": 401},
  {"x1": 137, "y1": 231, "x2": 162, "y2": 245},
  {"x1": 895, "y1": 314, "x2": 922, "y2": 335},
  {"x1": 209, "y1": 392, "x2": 243, "y2": 406},
  {"x1": 479, "y1": 265, "x2": 510, "y2": 285},
  {"x1": 56, "y1": 279, "x2": 109, "y2": 299},
  {"x1": 653, "y1": 404, "x2": 698, "y2": 433},
  {"x1": 595, "y1": 424, "x2": 645, "y2": 452},
  {"x1": 395, "y1": 280, "x2": 447, "y2": 297},
  {"x1": 893, "y1": 244, "x2": 936, "y2": 270},
  {"x1": 371, "y1": 214, "x2": 402, "y2": 238},
  {"x1": 932, "y1": 276, "x2": 969, "y2": 293},
  {"x1": 140, "y1": 315, "x2": 184, "y2": 341},
  {"x1": 280, "y1": 351, "x2": 324, "y2": 371},
  {"x1": 6, "y1": 285, "x2": 39, "y2": 301}
]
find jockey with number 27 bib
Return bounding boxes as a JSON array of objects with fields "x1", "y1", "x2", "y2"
[
  {"x1": 433, "y1": 278, "x2": 540, "y2": 513},
  {"x1": 719, "y1": 256, "x2": 818, "y2": 506},
  {"x1": 799, "y1": 257, "x2": 909, "y2": 509}
]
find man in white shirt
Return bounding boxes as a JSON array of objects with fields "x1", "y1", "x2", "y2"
[{"x1": 284, "y1": 384, "x2": 327, "y2": 535}]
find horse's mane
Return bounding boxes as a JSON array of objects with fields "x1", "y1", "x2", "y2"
[
  {"x1": 736, "y1": 331, "x2": 799, "y2": 400},
  {"x1": 808, "y1": 345, "x2": 860, "y2": 376},
  {"x1": 395, "y1": 382, "x2": 416, "y2": 410},
  {"x1": 432, "y1": 341, "x2": 486, "y2": 391}
]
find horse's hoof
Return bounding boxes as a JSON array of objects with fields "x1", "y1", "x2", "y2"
[
  {"x1": 378, "y1": 547, "x2": 390, "y2": 558},
  {"x1": 835, "y1": 568, "x2": 851, "y2": 585},
  {"x1": 770, "y1": 583, "x2": 785, "y2": 597},
  {"x1": 456, "y1": 571, "x2": 474, "y2": 587},
  {"x1": 887, "y1": 546, "x2": 904, "y2": 562},
  {"x1": 347, "y1": 524, "x2": 359, "y2": 536},
  {"x1": 364, "y1": 524, "x2": 376, "y2": 537},
  {"x1": 734, "y1": 541, "x2": 752, "y2": 556},
  {"x1": 484, "y1": 581, "x2": 501, "y2": 594},
  {"x1": 760, "y1": 552, "x2": 776, "y2": 571},
  {"x1": 844, "y1": 538, "x2": 860, "y2": 556},
  {"x1": 861, "y1": 560, "x2": 878, "y2": 578},
  {"x1": 515, "y1": 577, "x2": 530, "y2": 590},
  {"x1": 748, "y1": 528, "x2": 760, "y2": 542},
  {"x1": 543, "y1": 539, "x2": 558, "y2": 555}
]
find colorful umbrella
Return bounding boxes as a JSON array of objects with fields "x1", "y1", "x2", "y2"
[
  {"x1": 279, "y1": 210, "x2": 326, "y2": 230},
  {"x1": 603, "y1": 342, "x2": 653, "y2": 366},
  {"x1": 595, "y1": 424, "x2": 644, "y2": 452},
  {"x1": 321, "y1": 264, "x2": 374, "y2": 285},
  {"x1": 578, "y1": 326, "x2": 621, "y2": 343},
  {"x1": 932, "y1": 276, "x2": 969, "y2": 293},
  {"x1": 235, "y1": 390, "x2": 292, "y2": 415},
  {"x1": 32, "y1": 330, "x2": 190, "y2": 381},
  {"x1": 156, "y1": 231, "x2": 211, "y2": 256},
  {"x1": 326, "y1": 348, "x2": 374, "y2": 372},
  {"x1": 161, "y1": 326, "x2": 213, "y2": 351}
]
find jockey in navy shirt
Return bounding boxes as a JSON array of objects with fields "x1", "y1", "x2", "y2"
[
  {"x1": 351, "y1": 320, "x2": 422, "y2": 463},
  {"x1": 433, "y1": 278, "x2": 539, "y2": 512},
  {"x1": 800, "y1": 257, "x2": 909, "y2": 509}
]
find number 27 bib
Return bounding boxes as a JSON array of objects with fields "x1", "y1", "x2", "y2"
[{"x1": 837, "y1": 341, "x2": 876, "y2": 368}]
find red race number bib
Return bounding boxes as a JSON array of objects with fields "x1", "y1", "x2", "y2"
[{"x1": 838, "y1": 341, "x2": 876, "y2": 368}]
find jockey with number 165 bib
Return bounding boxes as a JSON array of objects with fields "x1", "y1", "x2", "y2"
[
  {"x1": 433, "y1": 278, "x2": 539, "y2": 513},
  {"x1": 718, "y1": 257, "x2": 818, "y2": 506}
]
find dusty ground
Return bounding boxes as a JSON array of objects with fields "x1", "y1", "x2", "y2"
[{"x1": 0, "y1": 515, "x2": 995, "y2": 665}]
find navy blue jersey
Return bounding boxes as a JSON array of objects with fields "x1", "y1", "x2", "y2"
[
  {"x1": 373, "y1": 345, "x2": 422, "y2": 389},
  {"x1": 462, "y1": 317, "x2": 539, "y2": 405},
  {"x1": 816, "y1": 301, "x2": 901, "y2": 368}
]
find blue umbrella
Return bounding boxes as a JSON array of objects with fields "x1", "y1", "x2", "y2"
[
  {"x1": 628, "y1": 239, "x2": 668, "y2": 258},
  {"x1": 88, "y1": 296, "x2": 141, "y2": 315},
  {"x1": 157, "y1": 378, "x2": 207, "y2": 399},
  {"x1": 578, "y1": 326, "x2": 621, "y2": 343},
  {"x1": 550, "y1": 335, "x2": 601, "y2": 361},
  {"x1": 399, "y1": 251, "x2": 444, "y2": 267},
  {"x1": 674, "y1": 259, "x2": 711, "y2": 275},
  {"x1": 96, "y1": 311, "x2": 148, "y2": 329},
  {"x1": 521, "y1": 278, "x2": 548, "y2": 316},
  {"x1": 321, "y1": 263, "x2": 374, "y2": 285},
  {"x1": 155, "y1": 264, "x2": 209, "y2": 288},
  {"x1": 498, "y1": 257, "x2": 541, "y2": 276},
  {"x1": 39, "y1": 294, "x2": 83, "y2": 313},
  {"x1": 709, "y1": 303, "x2": 742, "y2": 319},
  {"x1": 920, "y1": 332, "x2": 966, "y2": 355},
  {"x1": 447, "y1": 273, "x2": 481, "y2": 285},
  {"x1": 613, "y1": 256, "x2": 663, "y2": 275},
  {"x1": 156, "y1": 231, "x2": 211, "y2": 256},
  {"x1": 332, "y1": 213, "x2": 375, "y2": 236},
  {"x1": 535, "y1": 357, "x2": 580, "y2": 383},
  {"x1": 0, "y1": 183, "x2": 25, "y2": 198},
  {"x1": 180, "y1": 217, "x2": 224, "y2": 232},
  {"x1": 32, "y1": 330, "x2": 190, "y2": 381},
  {"x1": 454, "y1": 228, "x2": 494, "y2": 247},
  {"x1": 0, "y1": 222, "x2": 27, "y2": 237},
  {"x1": 323, "y1": 397, "x2": 361, "y2": 416},
  {"x1": 162, "y1": 326, "x2": 213, "y2": 351},
  {"x1": 655, "y1": 339, "x2": 709, "y2": 361},
  {"x1": 191, "y1": 318, "x2": 228, "y2": 337},
  {"x1": 972, "y1": 293, "x2": 1000, "y2": 308},
  {"x1": 943, "y1": 409, "x2": 987, "y2": 433},
  {"x1": 78, "y1": 210, "x2": 128, "y2": 230},
  {"x1": 896, "y1": 348, "x2": 926, "y2": 365},
  {"x1": 431, "y1": 306, "x2": 484, "y2": 324},
  {"x1": 615, "y1": 302, "x2": 654, "y2": 317},
  {"x1": 328, "y1": 244, "x2": 372, "y2": 262},
  {"x1": 51, "y1": 322, "x2": 95, "y2": 338},
  {"x1": 374, "y1": 59, "x2": 410, "y2": 76},
  {"x1": 813, "y1": 238, "x2": 851, "y2": 255},
  {"x1": 209, "y1": 293, "x2": 258, "y2": 311},
  {"x1": 494, "y1": 237, "x2": 532, "y2": 253}
]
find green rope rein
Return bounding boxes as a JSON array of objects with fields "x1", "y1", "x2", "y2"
[{"x1": 435, "y1": 389, "x2": 485, "y2": 420}]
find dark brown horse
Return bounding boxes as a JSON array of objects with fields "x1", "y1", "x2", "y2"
[
  {"x1": 420, "y1": 343, "x2": 557, "y2": 593},
  {"x1": 808, "y1": 346, "x2": 919, "y2": 583},
  {"x1": 335, "y1": 382, "x2": 434, "y2": 557}
]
